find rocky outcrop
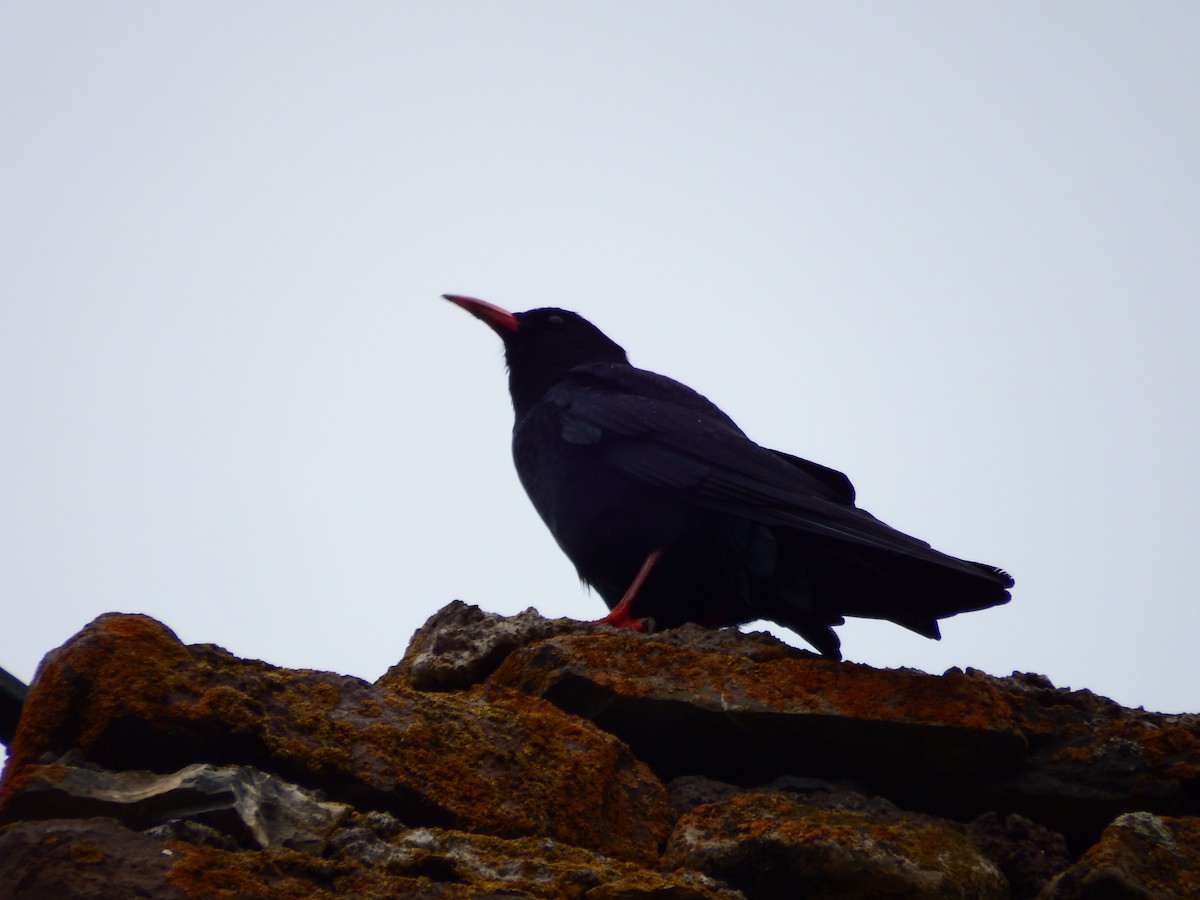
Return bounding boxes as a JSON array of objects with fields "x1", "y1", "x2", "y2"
[
  {"x1": 664, "y1": 790, "x2": 1009, "y2": 899},
  {"x1": 1, "y1": 601, "x2": 1198, "y2": 898},
  {"x1": 1040, "y1": 812, "x2": 1200, "y2": 898},
  {"x1": 0, "y1": 612, "x2": 670, "y2": 865}
]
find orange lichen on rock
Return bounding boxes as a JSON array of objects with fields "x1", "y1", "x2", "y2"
[
  {"x1": 163, "y1": 823, "x2": 739, "y2": 899},
  {"x1": 4, "y1": 615, "x2": 192, "y2": 771},
  {"x1": 0, "y1": 613, "x2": 672, "y2": 865},
  {"x1": 488, "y1": 631, "x2": 1028, "y2": 791},
  {"x1": 664, "y1": 791, "x2": 1007, "y2": 899},
  {"x1": 165, "y1": 842, "x2": 405, "y2": 900},
  {"x1": 1042, "y1": 812, "x2": 1200, "y2": 899},
  {"x1": 495, "y1": 631, "x2": 1018, "y2": 732},
  {"x1": 4, "y1": 603, "x2": 1200, "y2": 898}
]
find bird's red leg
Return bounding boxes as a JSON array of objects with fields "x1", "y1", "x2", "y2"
[{"x1": 595, "y1": 547, "x2": 664, "y2": 632}]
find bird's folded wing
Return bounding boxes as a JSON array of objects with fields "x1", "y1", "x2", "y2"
[{"x1": 548, "y1": 364, "x2": 973, "y2": 566}]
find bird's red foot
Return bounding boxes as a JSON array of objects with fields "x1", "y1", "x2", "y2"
[
  {"x1": 593, "y1": 546, "x2": 664, "y2": 633},
  {"x1": 594, "y1": 605, "x2": 649, "y2": 631}
]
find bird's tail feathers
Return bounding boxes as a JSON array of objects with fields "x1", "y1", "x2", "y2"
[{"x1": 769, "y1": 536, "x2": 1010, "y2": 645}]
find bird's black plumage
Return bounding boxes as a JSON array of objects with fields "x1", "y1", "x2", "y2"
[{"x1": 446, "y1": 295, "x2": 1012, "y2": 659}]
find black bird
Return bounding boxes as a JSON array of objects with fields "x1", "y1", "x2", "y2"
[
  {"x1": 446, "y1": 294, "x2": 1012, "y2": 659},
  {"x1": 0, "y1": 665, "x2": 27, "y2": 748}
]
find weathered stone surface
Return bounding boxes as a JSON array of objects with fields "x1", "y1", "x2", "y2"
[
  {"x1": 326, "y1": 814, "x2": 742, "y2": 899},
  {"x1": 389, "y1": 603, "x2": 815, "y2": 697},
  {"x1": 1, "y1": 761, "x2": 351, "y2": 852},
  {"x1": 382, "y1": 600, "x2": 614, "y2": 692},
  {"x1": 663, "y1": 790, "x2": 1007, "y2": 899},
  {"x1": 488, "y1": 628, "x2": 1200, "y2": 849},
  {"x1": 1040, "y1": 812, "x2": 1200, "y2": 899},
  {"x1": 0, "y1": 812, "x2": 737, "y2": 899},
  {"x1": 0, "y1": 817, "x2": 185, "y2": 900},
  {"x1": 0, "y1": 613, "x2": 672, "y2": 864},
  {"x1": 489, "y1": 631, "x2": 1025, "y2": 796},
  {"x1": 163, "y1": 838, "x2": 495, "y2": 898},
  {"x1": 2, "y1": 603, "x2": 1198, "y2": 897},
  {"x1": 975, "y1": 672, "x2": 1200, "y2": 850},
  {"x1": 666, "y1": 775, "x2": 743, "y2": 818}
]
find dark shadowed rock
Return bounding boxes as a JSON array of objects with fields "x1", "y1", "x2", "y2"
[
  {"x1": 1040, "y1": 811, "x2": 1200, "y2": 899},
  {"x1": 0, "y1": 817, "x2": 185, "y2": 900},
  {"x1": 966, "y1": 811, "x2": 1071, "y2": 899},
  {"x1": 968, "y1": 670, "x2": 1200, "y2": 851},
  {"x1": 662, "y1": 790, "x2": 1007, "y2": 899},
  {"x1": 0, "y1": 612, "x2": 672, "y2": 864},
  {"x1": 666, "y1": 775, "x2": 742, "y2": 818}
]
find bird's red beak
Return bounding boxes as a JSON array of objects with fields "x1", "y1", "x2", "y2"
[{"x1": 444, "y1": 294, "x2": 519, "y2": 334}]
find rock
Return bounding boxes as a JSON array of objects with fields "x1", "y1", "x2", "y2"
[
  {"x1": 488, "y1": 629, "x2": 1200, "y2": 849},
  {"x1": 156, "y1": 825, "x2": 742, "y2": 899},
  {"x1": 488, "y1": 631, "x2": 1025, "y2": 795},
  {"x1": 0, "y1": 612, "x2": 672, "y2": 864},
  {"x1": 162, "y1": 836, "x2": 503, "y2": 898},
  {"x1": 662, "y1": 790, "x2": 1007, "y2": 899},
  {"x1": 381, "y1": 600, "x2": 603, "y2": 692},
  {"x1": 967, "y1": 811, "x2": 1071, "y2": 900},
  {"x1": 0, "y1": 760, "x2": 351, "y2": 851},
  {"x1": 975, "y1": 672, "x2": 1200, "y2": 851},
  {"x1": 1040, "y1": 812, "x2": 1200, "y2": 899},
  {"x1": 383, "y1": 602, "x2": 800, "y2": 694},
  {"x1": 325, "y1": 817, "x2": 742, "y2": 899},
  {"x1": 0, "y1": 817, "x2": 185, "y2": 900},
  {"x1": 666, "y1": 775, "x2": 742, "y2": 817},
  {"x1": 2, "y1": 602, "x2": 1198, "y2": 897},
  {"x1": 0, "y1": 807, "x2": 736, "y2": 900},
  {"x1": 146, "y1": 818, "x2": 240, "y2": 850}
]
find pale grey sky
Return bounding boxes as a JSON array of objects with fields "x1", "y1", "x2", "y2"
[{"x1": 3, "y1": 1, "x2": 1198, "y2": 772}]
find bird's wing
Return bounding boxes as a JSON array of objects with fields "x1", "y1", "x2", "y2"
[{"x1": 546, "y1": 364, "x2": 982, "y2": 570}]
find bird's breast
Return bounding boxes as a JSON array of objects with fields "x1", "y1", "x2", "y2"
[{"x1": 511, "y1": 407, "x2": 699, "y2": 586}]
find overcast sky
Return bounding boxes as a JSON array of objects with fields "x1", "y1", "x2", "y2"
[{"x1": 3, "y1": 3, "x2": 1198, "y2": 772}]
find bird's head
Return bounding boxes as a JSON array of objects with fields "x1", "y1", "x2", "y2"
[{"x1": 445, "y1": 294, "x2": 628, "y2": 411}]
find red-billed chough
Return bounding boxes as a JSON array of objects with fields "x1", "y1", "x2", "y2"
[{"x1": 445, "y1": 294, "x2": 1012, "y2": 659}]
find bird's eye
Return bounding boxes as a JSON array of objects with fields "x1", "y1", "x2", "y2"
[{"x1": 548, "y1": 315, "x2": 565, "y2": 327}]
